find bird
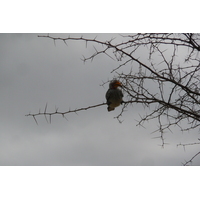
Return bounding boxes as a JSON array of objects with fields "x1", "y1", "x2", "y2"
[{"x1": 105, "y1": 80, "x2": 123, "y2": 111}]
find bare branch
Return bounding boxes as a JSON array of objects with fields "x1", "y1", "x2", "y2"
[
  {"x1": 26, "y1": 103, "x2": 107, "y2": 122},
  {"x1": 34, "y1": 33, "x2": 200, "y2": 163},
  {"x1": 182, "y1": 151, "x2": 200, "y2": 166}
]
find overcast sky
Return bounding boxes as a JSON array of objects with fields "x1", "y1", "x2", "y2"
[{"x1": 0, "y1": 33, "x2": 200, "y2": 166}]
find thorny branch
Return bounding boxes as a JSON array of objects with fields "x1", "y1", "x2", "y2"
[
  {"x1": 182, "y1": 151, "x2": 200, "y2": 166},
  {"x1": 26, "y1": 102, "x2": 106, "y2": 124},
  {"x1": 177, "y1": 140, "x2": 200, "y2": 151},
  {"x1": 26, "y1": 100, "x2": 136, "y2": 124},
  {"x1": 27, "y1": 33, "x2": 200, "y2": 164}
]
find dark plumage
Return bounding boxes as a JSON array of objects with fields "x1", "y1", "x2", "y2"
[{"x1": 105, "y1": 80, "x2": 123, "y2": 111}]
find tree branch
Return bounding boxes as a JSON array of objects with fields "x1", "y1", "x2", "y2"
[
  {"x1": 34, "y1": 33, "x2": 200, "y2": 164},
  {"x1": 26, "y1": 102, "x2": 106, "y2": 124},
  {"x1": 182, "y1": 151, "x2": 200, "y2": 166}
]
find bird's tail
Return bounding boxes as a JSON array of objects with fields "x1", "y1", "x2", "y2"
[{"x1": 107, "y1": 107, "x2": 115, "y2": 112}]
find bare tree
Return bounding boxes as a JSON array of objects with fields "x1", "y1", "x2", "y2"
[{"x1": 26, "y1": 33, "x2": 200, "y2": 165}]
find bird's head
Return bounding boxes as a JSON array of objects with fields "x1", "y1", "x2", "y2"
[{"x1": 109, "y1": 80, "x2": 122, "y2": 89}]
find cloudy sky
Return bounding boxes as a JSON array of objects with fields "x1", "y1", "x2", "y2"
[{"x1": 0, "y1": 33, "x2": 200, "y2": 166}]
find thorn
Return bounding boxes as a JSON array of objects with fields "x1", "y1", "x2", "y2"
[
  {"x1": 62, "y1": 114, "x2": 68, "y2": 121},
  {"x1": 64, "y1": 40, "x2": 68, "y2": 46},
  {"x1": 33, "y1": 115, "x2": 38, "y2": 125},
  {"x1": 44, "y1": 114, "x2": 49, "y2": 124},
  {"x1": 55, "y1": 106, "x2": 58, "y2": 112},
  {"x1": 44, "y1": 103, "x2": 48, "y2": 113}
]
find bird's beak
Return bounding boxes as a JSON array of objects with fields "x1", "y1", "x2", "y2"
[{"x1": 117, "y1": 82, "x2": 122, "y2": 87}]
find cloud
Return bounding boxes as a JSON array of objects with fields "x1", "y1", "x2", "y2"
[{"x1": 0, "y1": 33, "x2": 199, "y2": 166}]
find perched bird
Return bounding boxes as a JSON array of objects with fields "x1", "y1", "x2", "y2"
[{"x1": 105, "y1": 80, "x2": 123, "y2": 111}]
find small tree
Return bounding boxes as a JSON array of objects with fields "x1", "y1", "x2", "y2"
[{"x1": 27, "y1": 33, "x2": 200, "y2": 165}]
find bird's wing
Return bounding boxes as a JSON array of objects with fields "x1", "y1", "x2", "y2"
[
  {"x1": 105, "y1": 89, "x2": 112, "y2": 104},
  {"x1": 119, "y1": 89, "x2": 123, "y2": 97}
]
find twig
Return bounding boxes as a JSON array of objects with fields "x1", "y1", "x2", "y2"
[
  {"x1": 183, "y1": 151, "x2": 200, "y2": 166},
  {"x1": 26, "y1": 103, "x2": 106, "y2": 124}
]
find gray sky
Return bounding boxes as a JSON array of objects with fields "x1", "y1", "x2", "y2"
[{"x1": 0, "y1": 33, "x2": 200, "y2": 166}]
